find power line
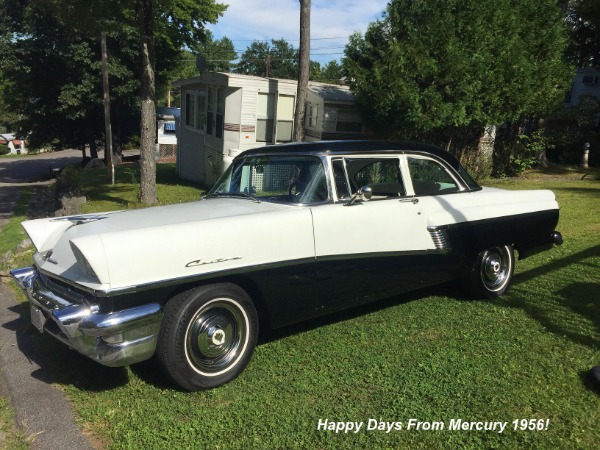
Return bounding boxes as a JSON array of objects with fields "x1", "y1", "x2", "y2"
[{"x1": 227, "y1": 36, "x2": 349, "y2": 43}]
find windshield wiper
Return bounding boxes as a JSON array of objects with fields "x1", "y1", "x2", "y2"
[{"x1": 204, "y1": 192, "x2": 261, "y2": 203}]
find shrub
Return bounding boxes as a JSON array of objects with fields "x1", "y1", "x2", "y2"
[{"x1": 512, "y1": 130, "x2": 555, "y2": 174}]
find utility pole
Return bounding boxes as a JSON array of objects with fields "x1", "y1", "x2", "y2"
[
  {"x1": 266, "y1": 53, "x2": 271, "y2": 78},
  {"x1": 100, "y1": 31, "x2": 115, "y2": 186},
  {"x1": 294, "y1": 0, "x2": 310, "y2": 142}
]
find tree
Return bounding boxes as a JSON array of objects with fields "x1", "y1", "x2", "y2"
[
  {"x1": 0, "y1": 1, "x2": 141, "y2": 155},
  {"x1": 344, "y1": 0, "x2": 572, "y2": 176},
  {"x1": 294, "y1": 0, "x2": 310, "y2": 142},
  {"x1": 316, "y1": 60, "x2": 345, "y2": 84},
  {"x1": 0, "y1": 0, "x2": 226, "y2": 203},
  {"x1": 567, "y1": 0, "x2": 600, "y2": 67},
  {"x1": 137, "y1": 0, "x2": 158, "y2": 203},
  {"x1": 176, "y1": 30, "x2": 237, "y2": 83},
  {"x1": 0, "y1": 15, "x2": 19, "y2": 133},
  {"x1": 194, "y1": 30, "x2": 237, "y2": 73},
  {"x1": 134, "y1": 0, "x2": 227, "y2": 204},
  {"x1": 237, "y1": 39, "x2": 298, "y2": 79}
]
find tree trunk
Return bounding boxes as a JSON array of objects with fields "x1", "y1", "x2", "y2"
[
  {"x1": 90, "y1": 140, "x2": 98, "y2": 159},
  {"x1": 293, "y1": 0, "x2": 310, "y2": 142},
  {"x1": 137, "y1": 0, "x2": 157, "y2": 204},
  {"x1": 536, "y1": 118, "x2": 549, "y2": 167}
]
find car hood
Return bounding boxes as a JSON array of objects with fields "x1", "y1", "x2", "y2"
[{"x1": 23, "y1": 198, "x2": 314, "y2": 291}]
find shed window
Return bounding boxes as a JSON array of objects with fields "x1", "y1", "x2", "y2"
[
  {"x1": 216, "y1": 88, "x2": 224, "y2": 139},
  {"x1": 184, "y1": 90, "x2": 206, "y2": 133},
  {"x1": 257, "y1": 93, "x2": 275, "y2": 143},
  {"x1": 306, "y1": 103, "x2": 317, "y2": 128},
  {"x1": 276, "y1": 95, "x2": 295, "y2": 142},
  {"x1": 206, "y1": 87, "x2": 213, "y2": 135},
  {"x1": 335, "y1": 105, "x2": 362, "y2": 133}
]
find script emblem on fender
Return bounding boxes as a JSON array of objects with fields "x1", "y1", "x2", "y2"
[{"x1": 185, "y1": 256, "x2": 242, "y2": 268}]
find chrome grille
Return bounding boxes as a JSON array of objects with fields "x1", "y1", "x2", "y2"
[{"x1": 41, "y1": 273, "x2": 89, "y2": 305}]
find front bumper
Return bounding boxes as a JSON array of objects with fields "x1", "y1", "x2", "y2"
[{"x1": 11, "y1": 266, "x2": 163, "y2": 367}]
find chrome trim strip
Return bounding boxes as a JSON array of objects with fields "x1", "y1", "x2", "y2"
[{"x1": 35, "y1": 257, "x2": 319, "y2": 298}]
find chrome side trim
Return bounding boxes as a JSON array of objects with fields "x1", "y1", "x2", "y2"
[
  {"x1": 50, "y1": 215, "x2": 108, "y2": 223},
  {"x1": 427, "y1": 226, "x2": 452, "y2": 251},
  {"x1": 10, "y1": 266, "x2": 163, "y2": 367},
  {"x1": 35, "y1": 256, "x2": 319, "y2": 298}
]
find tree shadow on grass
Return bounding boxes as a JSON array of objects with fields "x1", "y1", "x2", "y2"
[
  {"x1": 551, "y1": 186, "x2": 600, "y2": 199},
  {"x1": 489, "y1": 243, "x2": 600, "y2": 350}
]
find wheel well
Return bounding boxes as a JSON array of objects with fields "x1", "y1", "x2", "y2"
[{"x1": 166, "y1": 275, "x2": 272, "y2": 328}]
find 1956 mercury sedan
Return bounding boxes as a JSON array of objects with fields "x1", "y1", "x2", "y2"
[{"x1": 12, "y1": 141, "x2": 563, "y2": 390}]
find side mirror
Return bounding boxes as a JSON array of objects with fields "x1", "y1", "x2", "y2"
[{"x1": 345, "y1": 186, "x2": 372, "y2": 206}]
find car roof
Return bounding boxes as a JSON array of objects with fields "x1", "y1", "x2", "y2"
[{"x1": 238, "y1": 140, "x2": 461, "y2": 170}]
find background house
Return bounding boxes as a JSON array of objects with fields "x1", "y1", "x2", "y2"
[
  {"x1": 565, "y1": 67, "x2": 600, "y2": 107},
  {"x1": 173, "y1": 72, "x2": 370, "y2": 185},
  {"x1": 0, "y1": 133, "x2": 27, "y2": 155},
  {"x1": 156, "y1": 106, "x2": 180, "y2": 162}
]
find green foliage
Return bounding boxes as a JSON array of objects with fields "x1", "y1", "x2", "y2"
[
  {"x1": 542, "y1": 96, "x2": 600, "y2": 165},
  {"x1": 567, "y1": 0, "x2": 600, "y2": 67},
  {"x1": 0, "y1": 187, "x2": 33, "y2": 275},
  {"x1": 0, "y1": 144, "x2": 10, "y2": 155},
  {"x1": 312, "y1": 60, "x2": 345, "y2": 84},
  {"x1": 512, "y1": 131, "x2": 554, "y2": 175},
  {"x1": 171, "y1": 30, "x2": 236, "y2": 104},
  {"x1": 0, "y1": 396, "x2": 28, "y2": 450},
  {"x1": 343, "y1": 0, "x2": 573, "y2": 159},
  {"x1": 0, "y1": 0, "x2": 227, "y2": 150},
  {"x1": 192, "y1": 30, "x2": 236, "y2": 73},
  {"x1": 237, "y1": 39, "x2": 298, "y2": 79}
]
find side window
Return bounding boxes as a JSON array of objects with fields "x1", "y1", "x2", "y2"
[
  {"x1": 407, "y1": 157, "x2": 460, "y2": 195},
  {"x1": 352, "y1": 158, "x2": 405, "y2": 197}
]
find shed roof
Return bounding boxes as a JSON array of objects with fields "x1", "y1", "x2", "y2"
[{"x1": 173, "y1": 72, "x2": 354, "y2": 102}]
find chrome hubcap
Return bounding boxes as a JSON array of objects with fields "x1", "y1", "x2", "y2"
[
  {"x1": 481, "y1": 246, "x2": 510, "y2": 290},
  {"x1": 185, "y1": 299, "x2": 247, "y2": 374}
]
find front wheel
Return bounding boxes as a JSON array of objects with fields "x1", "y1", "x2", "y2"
[
  {"x1": 156, "y1": 283, "x2": 258, "y2": 391},
  {"x1": 466, "y1": 245, "x2": 515, "y2": 298}
]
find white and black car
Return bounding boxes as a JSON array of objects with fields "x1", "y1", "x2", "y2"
[{"x1": 12, "y1": 141, "x2": 563, "y2": 390}]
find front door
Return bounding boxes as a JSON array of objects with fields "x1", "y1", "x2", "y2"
[{"x1": 310, "y1": 156, "x2": 436, "y2": 313}]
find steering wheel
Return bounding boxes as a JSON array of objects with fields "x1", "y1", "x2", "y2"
[{"x1": 288, "y1": 183, "x2": 300, "y2": 196}]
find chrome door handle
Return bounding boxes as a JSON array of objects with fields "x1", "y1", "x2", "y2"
[{"x1": 399, "y1": 198, "x2": 419, "y2": 204}]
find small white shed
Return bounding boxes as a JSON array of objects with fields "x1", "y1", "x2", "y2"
[{"x1": 172, "y1": 72, "x2": 370, "y2": 185}]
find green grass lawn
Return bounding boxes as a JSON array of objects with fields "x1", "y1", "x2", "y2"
[{"x1": 12, "y1": 164, "x2": 600, "y2": 449}]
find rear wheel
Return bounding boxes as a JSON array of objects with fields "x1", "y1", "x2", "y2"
[
  {"x1": 466, "y1": 245, "x2": 514, "y2": 298},
  {"x1": 157, "y1": 283, "x2": 258, "y2": 391}
]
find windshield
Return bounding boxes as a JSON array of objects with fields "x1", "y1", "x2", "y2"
[{"x1": 208, "y1": 155, "x2": 329, "y2": 204}]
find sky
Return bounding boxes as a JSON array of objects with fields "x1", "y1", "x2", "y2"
[{"x1": 206, "y1": 0, "x2": 390, "y2": 65}]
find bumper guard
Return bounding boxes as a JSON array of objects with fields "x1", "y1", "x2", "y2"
[{"x1": 10, "y1": 266, "x2": 163, "y2": 367}]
